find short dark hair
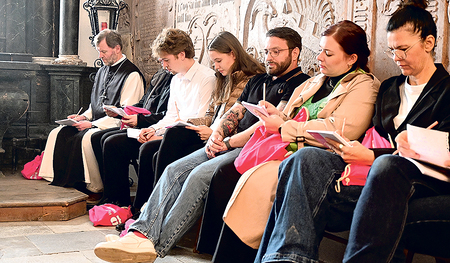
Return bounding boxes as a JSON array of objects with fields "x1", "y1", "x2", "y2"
[
  {"x1": 387, "y1": 0, "x2": 436, "y2": 42},
  {"x1": 322, "y1": 20, "x2": 371, "y2": 72},
  {"x1": 151, "y1": 28, "x2": 195, "y2": 59},
  {"x1": 94, "y1": 29, "x2": 122, "y2": 50},
  {"x1": 266, "y1": 27, "x2": 302, "y2": 59}
]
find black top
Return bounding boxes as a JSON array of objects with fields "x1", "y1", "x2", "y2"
[
  {"x1": 372, "y1": 63, "x2": 450, "y2": 157},
  {"x1": 90, "y1": 58, "x2": 145, "y2": 120},
  {"x1": 236, "y1": 67, "x2": 310, "y2": 132},
  {"x1": 135, "y1": 69, "x2": 173, "y2": 127}
]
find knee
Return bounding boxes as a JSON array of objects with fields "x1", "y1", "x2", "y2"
[{"x1": 367, "y1": 155, "x2": 411, "y2": 184}]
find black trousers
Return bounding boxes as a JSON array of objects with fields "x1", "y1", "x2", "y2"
[
  {"x1": 153, "y1": 127, "x2": 204, "y2": 183},
  {"x1": 91, "y1": 127, "x2": 122, "y2": 184},
  {"x1": 98, "y1": 129, "x2": 161, "y2": 209},
  {"x1": 196, "y1": 157, "x2": 258, "y2": 262}
]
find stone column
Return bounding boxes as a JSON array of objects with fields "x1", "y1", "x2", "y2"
[
  {"x1": 29, "y1": 0, "x2": 58, "y2": 64},
  {"x1": 53, "y1": 0, "x2": 86, "y2": 65}
]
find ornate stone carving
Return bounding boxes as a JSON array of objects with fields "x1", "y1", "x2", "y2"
[
  {"x1": 186, "y1": 13, "x2": 219, "y2": 64},
  {"x1": 242, "y1": 0, "x2": 334, "y2": 76}
]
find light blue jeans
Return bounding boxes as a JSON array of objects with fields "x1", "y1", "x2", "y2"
[{"x1": 129, "y1": 147, "x2": 242, "y2": 257}]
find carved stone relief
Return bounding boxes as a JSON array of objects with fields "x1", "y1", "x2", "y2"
[
  {"x1": 240, "y1": 0, "x2": 336, "y2": 76},
  {"x1": 127, "y1": 0, "x2": 450, "y2": 82}
]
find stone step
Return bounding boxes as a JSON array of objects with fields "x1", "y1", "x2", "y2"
[{"x1": 0, "y1": 170, "x2": 88, "y2": 222}]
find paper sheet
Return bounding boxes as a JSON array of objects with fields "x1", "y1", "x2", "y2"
[
  {"x1": 127, "y1": 128, "x2": 141, "y2": 139},
  {"x1": 241, "y1": 101, "x2": 269, "y2": 118},
  {"x1": 55, "y1": 118, "x2": 78, "y2": 126},
  {"x1": 103, "y1": 105, "x2": 127, "y2": 117},
  {"x1": 407, "y1": 124, "x2": 450, "y2": 167},
  {"x1": 165, "y1": 121, "x2": 196, "y2": 128}
]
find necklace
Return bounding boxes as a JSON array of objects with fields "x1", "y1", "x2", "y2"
[{"x1": 100, "y1": 58, "x2": 127, "y2": 105}]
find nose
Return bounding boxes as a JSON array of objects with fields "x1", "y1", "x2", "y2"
[
  {"x1": 316, "y1": 51, "x2": 324, "y2": 61},
  {"x1": 214, "y1": 62, "x2": 220, "y2": 70}
]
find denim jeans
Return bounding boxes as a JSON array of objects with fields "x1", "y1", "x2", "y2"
[
  {"x1": 128, "y1": 147, "x2": 242, "y2": 257},
  {"x1": 255, "y1": 147, "x2": 362, "y2": 263},
  {"x1": 343, "y1": 155, "x2": 450, "y2": 263}
]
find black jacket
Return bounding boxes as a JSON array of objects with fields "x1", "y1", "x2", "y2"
[{"x1": 372, "y1": 63, "x2": 450, "y2": 157}]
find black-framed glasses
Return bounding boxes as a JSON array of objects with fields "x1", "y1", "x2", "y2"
[
  {"x1": 383, "y1": 39, "x2": 422, "y2": 60},
  {"x1": 263, "y1": 48, "x2": 292, "y2": 57}
]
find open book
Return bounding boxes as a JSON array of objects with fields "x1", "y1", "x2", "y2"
[
  {"x1": 403, "y1": 124, "x2": 450, "y2": 181},
  {"x1": 55, "y1": 118, "x2": 78, "y2": 126}
]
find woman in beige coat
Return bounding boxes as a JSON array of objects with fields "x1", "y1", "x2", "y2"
[{"x1": 204, "y1": 21, "x2": 381, "y2": 262}]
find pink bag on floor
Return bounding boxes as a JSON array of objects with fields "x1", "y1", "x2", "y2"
[
  {"x1": 234, "y1": 108, "x2": 309, "y2": 174},
  {"x1": 21, "y1": 151, "x2": 44, "y2": 180},
  {"x1": 120, "y1": 106, "x2": 151, "y2": 129},
  {"x1": 89, "y1": 204, "x2": 133, "y2": 226}
]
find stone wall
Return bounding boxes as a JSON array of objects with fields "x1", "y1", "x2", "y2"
[{"x1": 127, "y1": 0, "x2": 450, "y2": 83}]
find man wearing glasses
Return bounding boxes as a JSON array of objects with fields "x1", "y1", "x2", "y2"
[{"x1": 94, "y1": 27, "x2": 310, "y2": 262}]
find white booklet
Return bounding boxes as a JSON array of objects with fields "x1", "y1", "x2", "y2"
[
  {"x1": 306, "y1": 130, "x2": 352, "y2": 148},
  {"x1": 165, "y1": 121, "x2": 196, "y2": 128},
  {"x1": 402, "y1": 124, "x2": 450, "y2": 181},
  {"x1": 55, "y1": 118, "x2": 78, "y2": 126},
  {"x1": 241, "y1": 101, "x2": 269, "y2": 118},
  {"x1": 103, "y1": 105, "x2": 127, "y2": 117}
]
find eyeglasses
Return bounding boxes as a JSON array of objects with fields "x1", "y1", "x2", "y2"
[
  {"x1": 384, "y1": 39, "x2": 422, "y2": 60},
  {"x1": 263, "y1": 48, "x2": 292, "y2": 57}
]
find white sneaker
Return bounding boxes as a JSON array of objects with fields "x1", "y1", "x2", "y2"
[
  {"x1": 105, "y1": 234, "x2": 120, "y2": 242},
  {"x1": 94, "y1": 232, "x2": 157, "y2": 262}
]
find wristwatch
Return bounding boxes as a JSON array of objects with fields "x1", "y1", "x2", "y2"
[{"x1": 223, "y1": 137, "x2": 233, "y2": 150}]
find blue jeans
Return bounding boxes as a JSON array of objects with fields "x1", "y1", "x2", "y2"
[
  {"x1": 343, "y1": 155, "x2": 450, "y2": 263},
  {"x1": 255, "y1": 147, "x2": 362, "y2": 263},
  {"x1": 128, "y1": 147, "x2": 242, "y2": 257}
]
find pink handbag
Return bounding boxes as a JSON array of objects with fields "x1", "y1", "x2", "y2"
[
  {"x1": 89, "y1": 204, "x2": 133, "y2": 227},
  {"x1": 234, "y1": 108, "x2": 309, "y2": 174},
  {"x1": 336, "y1": 127, "x2": 392, "y2": 191},
  {"x1": 120, "y1": 106, "x2": 151, "y2": 129},
  {"x1": 21, "y1": 151, "x2": 44, "y2": 180}
]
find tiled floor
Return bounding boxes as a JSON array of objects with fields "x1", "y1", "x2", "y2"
[{"x1": 0, "y1": 214, "x2": 212, "y2": 263}]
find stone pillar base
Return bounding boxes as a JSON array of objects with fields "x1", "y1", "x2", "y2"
[
  {"x1": 32, "y1": 57, "x2": 57, "y2": 65},
  {"x1": 52, "y1": 55, "x2": 87, "y2": 66}
]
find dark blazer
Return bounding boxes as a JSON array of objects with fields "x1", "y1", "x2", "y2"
[{"x1": 372, "y1": 63, "x2": 450, "y2": 157}]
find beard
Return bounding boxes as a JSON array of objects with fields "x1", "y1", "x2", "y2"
[{"x1": 266, "y1": 53, "x2": 292, "y2": 76}]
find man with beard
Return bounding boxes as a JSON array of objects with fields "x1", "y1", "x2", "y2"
[{"x1": 94, "y1": 27, "x2": 310, "y2": 263}]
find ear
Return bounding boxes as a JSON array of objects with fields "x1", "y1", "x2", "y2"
[
  {"x1": 230, "y1": 50, "x2": 236, "y2": 60},
  {"x1": 113, "y1": 45, "x2": 121, "y2": 54},
  {"x1": 178, "y1": 51, "x2": 186, "y2": 60},
  {"x1": 291, "y1": 47, "x2": 300, "y2": 62},
  {"x1": 424, "y1": 35, "x2": 436, "y2": 53},
  {"x1": 348, "y1": 53, "x2": 358, "y2": 66}
]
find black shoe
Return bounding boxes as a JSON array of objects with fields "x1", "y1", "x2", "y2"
[{"x1": 115, "y1": 222, "x2": 126, "y2": 232}]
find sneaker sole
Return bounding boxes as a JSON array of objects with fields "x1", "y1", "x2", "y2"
[{"x1": 94, "y1": 246, "x2": 157, "y2": 262}]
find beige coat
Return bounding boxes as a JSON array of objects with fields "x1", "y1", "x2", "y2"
[{"x1": 223, "y1": 71, "x2": 380, "y2": 249}]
